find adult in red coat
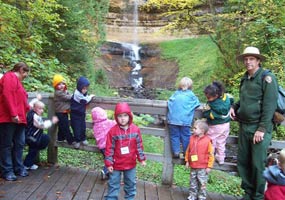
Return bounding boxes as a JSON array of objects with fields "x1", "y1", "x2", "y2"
[{"x1": 0, "y1": 62, "x2": 30, "y2": 181}]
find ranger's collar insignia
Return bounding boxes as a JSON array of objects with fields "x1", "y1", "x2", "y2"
[{"x1": 265, "y1": 76, "x2": 272, "y2": 83}]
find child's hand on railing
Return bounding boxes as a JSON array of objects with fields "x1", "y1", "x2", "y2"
[
  {"x1": 36, "y1": 93, "x2": 42, "y2": 101},
  {"x1": 52, "y1": 116, "x2": 59, "y2": 124}
]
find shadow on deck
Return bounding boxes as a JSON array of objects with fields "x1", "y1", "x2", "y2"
[{"x1": 0, "y1": 165, "x2": 241, "y2": 200}]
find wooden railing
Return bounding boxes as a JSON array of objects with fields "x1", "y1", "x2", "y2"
[{"x1": 28, "y1": 92, "x2": 285, "y2": 185}]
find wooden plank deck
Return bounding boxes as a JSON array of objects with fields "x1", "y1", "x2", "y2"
[{"x1": 0, "y1": 166, "x2": 241, "y2": 200}]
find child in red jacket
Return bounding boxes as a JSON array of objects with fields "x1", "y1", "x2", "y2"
[
  {"x1": 104, "y1": 102, "x2": 146, "y2": 200},
  {"x1": 263, "y1": 148, "x2": 285, "y2": 200}
]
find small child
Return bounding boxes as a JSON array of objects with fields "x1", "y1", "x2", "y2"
[
  {"x1": 203, "y1": 81, "x2": 232, "y2": 165},
  {"x1": 52, "y1": 74, "x2": 74, "y2": 145},
  {"x1": 24, "y1": 100, "x2": 58, "y2": 170},
  {"x1": 104, "y1": 102, "x2": 146, "y2": 200},
  {"x1": 263, "y1": 149, "x2": 285, "y2": 200},
  {"x1": 185, "y1": 119, "x2": 214, "y2": 200},
  {"x1": 167, "y1": 77, "x2": 200, "y2": 158},
  {"x1": 91, "y1": 107, "x2": 116, "y2": 180},
  {"x1": 70, "y1": 76, "x2": 95, "y2": 149}
]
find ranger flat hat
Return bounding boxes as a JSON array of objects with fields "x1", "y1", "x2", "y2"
[{"x1": 236, "y1": 46, "x2": 266, "y2": 61}]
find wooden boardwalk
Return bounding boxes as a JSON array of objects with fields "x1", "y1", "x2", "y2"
[{"x1": 0, "y1": 165, "x2": 241, "y2": 200}]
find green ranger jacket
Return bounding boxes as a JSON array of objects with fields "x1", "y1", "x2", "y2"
[{"x1": 233, "y1": 67, "x2": 278, "y2": 133}]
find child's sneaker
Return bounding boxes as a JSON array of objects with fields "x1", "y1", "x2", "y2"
[
  {"x1": 187, "y1": 196, "x2": 194, "y2": 200},
  {"x1": 73, "y1": 142, "x2": 80, "y2": 149},
  {"x1": 24, "y1": 164, "x2": 38, "y2": 170},
  {"x1": 82, "y1": 140, "x2": 89, "y2": 146},
  {"x1": 30, "y1": 164, "x2": 39, "y2": 170},
  {"x1": 100, "y1": 170, "x2": 107, "y2": 180}
]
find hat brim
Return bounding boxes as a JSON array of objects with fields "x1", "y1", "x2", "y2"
[{"x1": 236, "y1": 53, "x2": 266, "y2": 61}]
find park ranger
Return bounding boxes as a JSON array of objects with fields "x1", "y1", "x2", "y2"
[{"x1": 230, "y1": 46, "x2": 278, "y2": 200}]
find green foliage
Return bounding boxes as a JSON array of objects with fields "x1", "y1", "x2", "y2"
[
  {"x1": 159, "y1": 36, "x2": 223, "y2": 102},
  {"x1": 273, "y1": 126, "x2": 285, "y2": 140},
  {"x1": 207, "y1": 170, "x2": 243, "y2": 196},
  {"x1": 0, "y1": 0, "x2": 109, "y2": 92},
  {"x1": 137, "y1": 160, "x2": 162, "y2": 183},
  {"x1": 211, "y1": 0, "x2": 285, "y2": 89},
  {"x1": 94, "y1": 69, "x2": 108, "y2": 85},
  {"x1": 143, "y1": 0, "x2": 285, "y2": 92},
  {"x1": 142, "y1": 135, "x2": 164, "y2": 154},
  {"x1": 133, "y1": 114, "x2": 155, "y2": 127}
]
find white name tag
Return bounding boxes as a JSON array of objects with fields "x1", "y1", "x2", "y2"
[{"x1": 121, "y1": 146, "x2": 130, "y2": 154}]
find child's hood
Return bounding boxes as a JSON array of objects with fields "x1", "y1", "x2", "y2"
[
  {"x1": 92, "y1": 107, "x2": 108, "y2": 122},
  {"x1": 263, "y1": 165, "x2": 285, "y2": 185},
  {"x1": 114, "y1": 102, "x2": 133, "y2": 125},
  {"x1": 76, "y1": 76, "x2": 90, "y2": 91}
]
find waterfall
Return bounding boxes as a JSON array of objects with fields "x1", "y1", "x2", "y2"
[{"x1": 122, "y1": 0, "x2": 143, "y2": 90}]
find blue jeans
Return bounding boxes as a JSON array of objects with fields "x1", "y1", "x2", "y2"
[
  {"x1": 105, "y1": 168, "x2": 136, "y2": 200},
  {"x1": 56, "y1": 112, "x2": 74, "y2": 144},
  {"x1": 24, "y1": 134, "x2": 50, "y2": 167},
  {"x1": 100, "y1": 149, "x2": 108, "y2": 174},
  {"x1": 168, "y1": 124, "x2": 191, "y2": 154},
  {"x1": 0, "y1": 123, "x2": 26, "y2": 176}
]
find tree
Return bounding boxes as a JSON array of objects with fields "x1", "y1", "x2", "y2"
[
  {"x1": 142, "y1": 0, "x2": 285, "y2": 88},
  {"x1": 0, "y1": 0, "x2": 109, "y2": 92}
]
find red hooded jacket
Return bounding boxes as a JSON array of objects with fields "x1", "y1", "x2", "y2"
[
  {"x1": 264, "y1": 183, "x2": 285, "y2": 200},
  {"x1": 0, "y1": 71, "x2": 29, "y2": 124},
  {"x1": 104, "y1": 102, "x2": 146, "y2": 170}
]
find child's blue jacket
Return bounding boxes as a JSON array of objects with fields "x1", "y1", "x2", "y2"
[{"x1": 167, "y1": 89, "x2": 200, "y2": 126}]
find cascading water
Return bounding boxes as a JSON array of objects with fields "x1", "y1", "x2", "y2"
[{"x1": 122, "y1": 0, "x2": 144, "y2": 91}]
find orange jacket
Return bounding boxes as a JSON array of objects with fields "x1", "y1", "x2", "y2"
[{"x1": 185, "y1": 135, "x2": 214, "y2": 169}]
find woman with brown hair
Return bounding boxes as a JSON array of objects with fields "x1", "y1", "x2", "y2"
[{"x1": 0, "y1": 62, "x2": 30, "y2": 181}]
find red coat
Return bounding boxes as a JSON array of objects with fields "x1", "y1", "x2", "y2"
[
  {"x1": 104, "y1": 102, "x2": 146, "y2": 170},
  {"x1": 264, "y1": 183, "x2": 285, "y2": 200},
  {"x1": 0, "y1": 71, "x2": 29, "y2": 124}
]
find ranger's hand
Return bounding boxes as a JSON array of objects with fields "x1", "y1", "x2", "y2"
[{"x1": 253, "y1": 131, "x2": 264, "y2": 144}]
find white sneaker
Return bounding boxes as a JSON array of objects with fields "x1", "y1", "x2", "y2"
[
  {"x1": 82, "y1": 140, "x2": 88, "y2": 146},
  {"x1": 73, "y1": 142, "x2": 80, "y2": 149},
  {"x1": 187, "y1": 196, "x2": 194, "y2": 200},
  {"x1": 24, "y1": 164, "x2": 38, "y2": 170},
  {"x1": 30, "y1": 164, "x2": 38, "y2": 170}
]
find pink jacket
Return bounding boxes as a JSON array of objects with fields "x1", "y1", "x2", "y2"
[{"x1": 91, "y1": 107, "x2": 116, "y2": 149}]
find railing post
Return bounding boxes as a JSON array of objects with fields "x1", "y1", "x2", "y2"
[
  {"x1": 47, "y1": 94, "x2": 58, "y2": 164},
  {"x1": 161, "y1": 122, "x2": 173, "y2": 185}
]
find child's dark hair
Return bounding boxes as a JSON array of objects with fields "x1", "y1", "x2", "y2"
[{"x1": 204, "y1": 81, "x2": 225, "y2": 98}]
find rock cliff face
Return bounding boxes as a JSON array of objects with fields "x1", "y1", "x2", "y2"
[
  {"x1": 106, "y1": 0, "x2": 223, "y2": 43},
  {"x1": 106, "y1": 0, "x2": 192, "y2": 43}
]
